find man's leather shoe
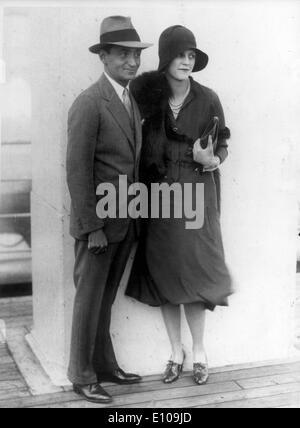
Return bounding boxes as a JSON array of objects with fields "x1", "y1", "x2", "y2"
[
  {"x1": 73, "y1": 383, "x2": 112, "y2": 404},
  {"x1": 97, "y1": 368, "x2": 142, "y2": 385}
]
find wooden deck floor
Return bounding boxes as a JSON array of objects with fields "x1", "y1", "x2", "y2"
[{"x1": 0, "y1": 295, "x2": 299, "y2": 408}]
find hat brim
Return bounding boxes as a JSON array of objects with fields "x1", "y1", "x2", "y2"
[
  {"x1": 89, "y1": 41, "x2": 153, "y2": 54},
  {"x1": 193, "y1": 48, "x2": 209, "y2": 72},
  {"x1": 158, "y1": 47, "x2": 209, "y2": 73}
]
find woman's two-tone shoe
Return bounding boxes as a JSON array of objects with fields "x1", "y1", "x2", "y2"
[
  {"x1": 193, "y1": 362, "x2": 209, "y2": 385},
  {"x1": 163, "y1": 351, "x2": 186, "y2": 384}
]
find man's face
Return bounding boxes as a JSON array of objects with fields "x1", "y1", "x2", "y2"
[{"x1": 100, "y1": 46, "x2": 142, "y2": 86}]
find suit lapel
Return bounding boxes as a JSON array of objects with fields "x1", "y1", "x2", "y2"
[
  {"x1": 98, "y1": 74, "x2": 136, "y2": 153},
  {"x1": 131, "y1": 95, "x2": 142, "y2": 163},
  {"x1": 107, "y1": 94, "x2": 136, "y2": 152}
]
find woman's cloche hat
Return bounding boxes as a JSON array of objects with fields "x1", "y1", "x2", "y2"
[
  {"x1": 158, "y1": 25, "x2": 209, "y2": 73},
  {"x1": 89, "y1": 16, "x2": 153, "y2": 53}
]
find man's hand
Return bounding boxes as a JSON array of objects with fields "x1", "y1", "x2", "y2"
[
  {"x1": 193, "y1": 135, "x2": 215, "y2": 167},
  {"x1": 88, "y1": 229, "x2": 108, "y2": 255}
]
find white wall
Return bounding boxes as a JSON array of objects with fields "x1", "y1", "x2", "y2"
[
  {"x1": 27, "y1": 1, "x2": 299, "y2": 382},
  {"x1": 0, "y1": 7, "x2": 3, "y2": 188},
  {"x1": 0, "y1": 8, "x2": 3, "y2": 81},
  {"x1": 0, "y1": 7, "x2": 2, "y2": 195}
]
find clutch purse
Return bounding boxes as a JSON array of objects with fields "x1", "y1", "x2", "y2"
[
  {"x1": 186, "y1": 116, "x2": 219, "y2": 156},
  {"x1": 199, "y1": 116, "x2": 219, "y2": 150}
]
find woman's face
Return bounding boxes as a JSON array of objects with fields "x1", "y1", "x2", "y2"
[{"x1": 166, "y1": 50, "x2": 196, "y2": 81}]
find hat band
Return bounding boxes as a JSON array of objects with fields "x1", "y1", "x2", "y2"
[{"x1": 100, "y1": 29, "x2": 141, "y2": 44}]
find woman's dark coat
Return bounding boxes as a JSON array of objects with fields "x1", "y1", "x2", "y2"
[{"x1": 126, "y1": 72, "x2": 233, "y2": 310}]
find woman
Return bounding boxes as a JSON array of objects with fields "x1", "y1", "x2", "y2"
[{"x1": 126, "y1": 25, "x2": 233, "y2": 385}]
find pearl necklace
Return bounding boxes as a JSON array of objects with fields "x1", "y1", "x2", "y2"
[
  {"x1": 169, "y1": 98, "x2": 185, "y2": 107},
  {"x1": 169, "y1": 81, "x2": 191, "y2": 116}
]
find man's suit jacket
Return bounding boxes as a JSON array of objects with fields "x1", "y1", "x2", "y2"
[{"x1": 66, "y1": 73, "x2": 142, "y2": 243}]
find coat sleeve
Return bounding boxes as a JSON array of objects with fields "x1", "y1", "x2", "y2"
[
  {"x1": 211, "y1": 91, "x2": 229, "y2": 164},
  {"x1": 66, "y1": 93, "x2": 105, "y2": 235}
]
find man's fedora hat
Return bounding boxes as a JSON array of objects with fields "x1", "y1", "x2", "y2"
[{"x1": 89, "y1": 16, "x2": 153, "y2": 53}]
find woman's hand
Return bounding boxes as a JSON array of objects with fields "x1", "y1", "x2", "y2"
[
  {"x1": 193, "y1": 135, "x2": 215, "y2": 167},
  {"x1": 203, "y1": 156, "x2": 220, "y2": 172}
]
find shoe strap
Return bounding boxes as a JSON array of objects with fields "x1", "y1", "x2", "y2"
[{"x1": 194, "y1": 362, "x2": 208, "y2": 371}]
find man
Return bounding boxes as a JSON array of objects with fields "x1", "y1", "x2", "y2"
[{"x1": 66, "y1": 16, "x2": 152, "y2": 404}]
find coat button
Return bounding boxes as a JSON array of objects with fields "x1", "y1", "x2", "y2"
[{"x1": 173, "y1": 127, "x2": 178, "y2": 132}]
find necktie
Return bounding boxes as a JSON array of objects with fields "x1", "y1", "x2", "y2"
[{"x1": 122, "y1": 87, "x2": 133, "y2": 121}]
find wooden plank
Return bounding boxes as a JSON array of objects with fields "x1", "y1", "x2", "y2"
[
  {"x1": 0, "y1": 362, "x2": 18, "y2": 373},
  {"x1": 276, "y1": 404, "x2": 298, "y2": 409},
  {"x1": 77, "y1": 365, "x2": 300, "y2": 396},
  {"x1": 1, "y1": 368, "x2": 300, "y2": 408},
  {"x1": 0, "y1": 372, "x2": 24, "y2": 382},
  {"x1": 0, "y1": 391, "x2": 79, "y2": 408},
  {"x1": 0, "y1": 306, "x2": 33, "y2": 319},
  {"x1": 236, "y1": 377, "x2": 276, "y2": 389},
  {"x1": 196, "y1": 357, "x2": 300, "y2": 375},
  {"x1": 0, "y1": 346, "x2": 9, "y2": 355},
  {"x1": 62, "y1": 377, "x2": 195, "y2": 397},
  {"x1": 110, "y1": 358, "x2": 300, "y2": 385},
  {"x1": 188, "y1": 382, "x2": 300, "y2": 408},
  {"x1": 1, "y1": 361, "x2": 299, "y2": 408},
  {"x1": 0, "y1": 341, "x2": 11, "y2": 359},
  {"x1": 0, "y1": 356, "x2": 13, "y2": 364},
  {"x1": 0, "y1": 310, "x2": 31, "y2": 318},
  {"x1": 0, "y1": 361, "x2": 23, "y2": 382},
  {"x1": 0, "y1": 365, "x2": 21, "y2": 374},
  {"x1": 153, "y1": 360, "x2": 300, "y2": 385},
  {"x1": 62, "y1": 361, "x2": 300, "y2": 394},
  {"x1": 196, "y1": 392, "x2": 300, "y2": 408},
  {"x1": 0, "y1": 297, "x2": 32, "y2": 306},
  {"x1": 0, "y1": 308, "x2": 32, "y2": 316},
  {"x1": 114, "y1": 382, "x2": 300, "y2": 409},
  {"x1": 3, "y1": 316, "x2": 33, "y2": 329},
  {"x1": 0, "y1": 389, "x2": 30, "y2": 402},
  {"x1": 0, "y1": 299, "x2": 32, "y2": 308},
  {"x1": 58, "y1": 358, "x2": 300, "y2": 392},
  {"x1": 201, "y1": 362, "x2": 300, "y2": 384},
  {"x1": 0, "y1": 380, "x2": 27, "y2": 392},
  {"x1": 0, "y1": 368, "x2": 19, "y2": 376},
  {"x1": 140, "y1": 362, "x2": 300, "y2": 388},
  {"x1": 0, "y1": 298, "x2": 32, "y2": 309},
  {"x1": 236, "y1": 373, "x2": 300, "y2": 390},
  {"x1": 0, "y1": 345, "x2": 11, "y2": 354},
  {"x1": 30, "y1": 381, "x2": 241, "y2": 408}
]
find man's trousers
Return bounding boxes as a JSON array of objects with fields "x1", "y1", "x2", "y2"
[{"x1": 67, "y1": 222, "x2": 136, "y2": 385}]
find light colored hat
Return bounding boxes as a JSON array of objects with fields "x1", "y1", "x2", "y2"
[{"x1": 89, "y1": 16, "x2": 153, "y2": 53}]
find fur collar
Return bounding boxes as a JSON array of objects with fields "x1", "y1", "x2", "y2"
[
  {"x1": 130, "y1": 71, "x2": 230, "y2": 182},
  {"x1": 130, "y1": 70, "x2": 230, "y2": 141},
  {"x1": 130, "y1": 71, "x2": 170, "y2": 121}
]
